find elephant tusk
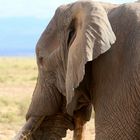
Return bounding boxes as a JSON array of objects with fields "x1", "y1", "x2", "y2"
[{"x1": 73, "y1": 114, "x2": 86, "y2": 140}]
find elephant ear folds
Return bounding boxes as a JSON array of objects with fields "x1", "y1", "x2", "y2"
[{"x1": 66, "y1": 2, "x2": 116, "y2": 115}]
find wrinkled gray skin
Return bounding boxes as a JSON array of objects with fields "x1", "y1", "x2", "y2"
[{"x1": 14, "y1": 1, "x2": 140, "y2": 140}]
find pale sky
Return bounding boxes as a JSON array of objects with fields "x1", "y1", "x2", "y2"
[
  {"x1": 0, "y1": 0, "x2": 136, "y2": 56},
  {"x1": 0, "y1": 0, "x2": 135, "y2": 18}
]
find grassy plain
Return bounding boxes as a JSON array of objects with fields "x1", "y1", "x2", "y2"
[
  {"x1": 0, "y1": 57, "x2": 37, "y2": 140},
  {"x1": 0, "y1": 57, "x2": 94, "y2": 140}
]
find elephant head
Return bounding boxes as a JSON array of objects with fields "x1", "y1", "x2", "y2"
[{"x1": 27, "y1": 0, "x2": 116, "y2": 119}]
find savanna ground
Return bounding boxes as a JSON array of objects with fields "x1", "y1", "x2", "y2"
[{"x1": 0, "y1": 57, "x2": 95, "y2": 140}]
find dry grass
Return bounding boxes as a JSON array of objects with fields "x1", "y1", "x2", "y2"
[
  {"x1": 0, "y1": 57, "x2": 37, "y2": 86},
  {"x1": 0, "y1": 57, "x2": 37, "y2": 140},
  {"x1": 0, "y1": 57, "x2": 95, "y2": 140}
]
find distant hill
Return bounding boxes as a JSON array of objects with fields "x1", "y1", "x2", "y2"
[{"x1": 0, "y1": 17, "x2": 48, "y2": 56}]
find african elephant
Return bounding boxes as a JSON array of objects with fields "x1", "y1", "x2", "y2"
[{"x1": 14, "y1": 1, "x2": 140, "y2": 140}]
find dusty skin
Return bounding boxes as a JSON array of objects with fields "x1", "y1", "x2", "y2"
[{"x1": 0, "y1": 57, "x2": 95, "y2": 140}]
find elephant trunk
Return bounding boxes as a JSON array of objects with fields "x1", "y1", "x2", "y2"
[
  {"x1": 13, "y1": 116, "x2": 45, "y2": 140},
  {"x1": 26, "y1": 73, "x2": 62, "y2": 120}
]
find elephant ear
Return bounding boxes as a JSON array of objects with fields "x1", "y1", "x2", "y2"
[{"x1": 66, "y1": 1, "x2": 116, "y2": 114}]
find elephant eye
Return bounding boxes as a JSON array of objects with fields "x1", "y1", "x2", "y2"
[{"x1": 67, "y1": 19, "x2": 76, "y2": 47}]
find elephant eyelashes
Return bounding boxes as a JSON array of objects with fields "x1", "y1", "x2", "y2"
[{"x1": 67, "y1": 19, "x2": 76, "y2": 47}]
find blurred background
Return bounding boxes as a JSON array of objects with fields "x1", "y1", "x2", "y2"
[{"x1": 0, "y1": 0, "x2": 135, "y2": 139}]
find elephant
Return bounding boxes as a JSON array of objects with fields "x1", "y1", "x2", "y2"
[{"x1": 14, "y1": 0, "x2": 140, "y2": 140}]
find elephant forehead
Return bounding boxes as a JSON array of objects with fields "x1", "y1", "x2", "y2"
[{"x1": 36, "y1": 24, "x2": 59, "y2": 59}]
